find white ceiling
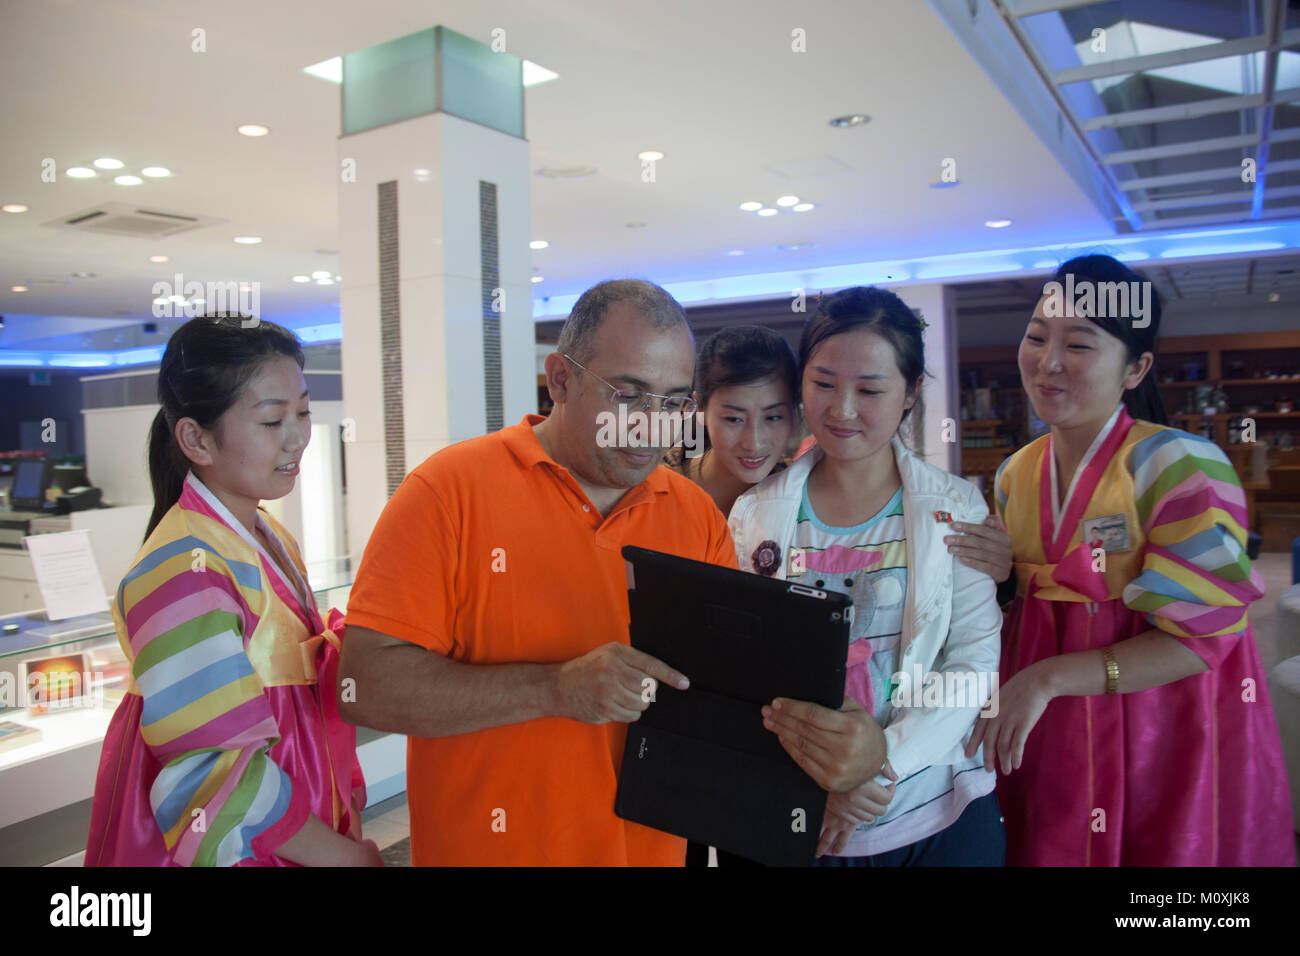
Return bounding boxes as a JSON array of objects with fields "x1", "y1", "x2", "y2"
[{"x1": 0, "y1": 0, "x2": 1118, "y2": 341}]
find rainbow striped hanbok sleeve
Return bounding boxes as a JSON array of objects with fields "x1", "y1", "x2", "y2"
[
  {"x1": 117, "y1": 531, "x2": 305, "y2": 866},
  {"x1": 1122, "y1": 429, "x2": 1265, "y2": 644}
]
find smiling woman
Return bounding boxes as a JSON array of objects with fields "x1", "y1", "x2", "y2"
[{"x1": 85, "y1": 313, "x2": 377, "y2": 868}]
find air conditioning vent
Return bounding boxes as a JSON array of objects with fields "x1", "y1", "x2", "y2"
[{"x1": 43, "y1": 202, "x2": 225, "y2": 238}]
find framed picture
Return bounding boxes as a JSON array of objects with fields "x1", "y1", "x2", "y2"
[{"x1": 22, "y1": 652, "x2": 93, "y2": 715}]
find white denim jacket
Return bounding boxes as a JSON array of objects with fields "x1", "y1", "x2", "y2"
[{"x1": 727, "y1": 437, "x2": 1003, "y2": 781}]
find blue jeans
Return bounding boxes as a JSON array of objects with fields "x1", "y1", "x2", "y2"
[{"x1": 812, "y1": 791, "x2": 1006, "y2": 867}]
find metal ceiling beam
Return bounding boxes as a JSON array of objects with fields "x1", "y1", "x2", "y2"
[
  {"x1": 1081, "y1": 91, "x2": 1268, "y2": 131},
  {"x1": 1007, "y1": 0, "x2": 1100, "y2": 15},
  {"x1": 1117, "y1": 166, "x2": 1259, "y2": 191},
  {"x1": 1102, "y1": 132, "x2": 1258, "y2": 164},
  {"x1": 1130, "y1": 191, "x2": 1253, "y2": 213},
  {"x1": 1053, "y1": 35, "x2": 1279, "y2": 85},
  {"x1": 1143, "y1": 203, "x2": 1300, "y2": 228},
  {"x1": 1251, "y1": 0, "x2": 1286, "y2": 220}
]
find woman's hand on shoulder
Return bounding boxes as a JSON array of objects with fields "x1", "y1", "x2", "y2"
[{"x1": 946, "y1": 514, "x2": 1013, "y2": 583}]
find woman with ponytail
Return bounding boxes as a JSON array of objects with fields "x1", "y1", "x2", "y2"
[
  {"x1": 972, "y1": 254, "x2": 1294, "y2": 865},
  {"x1": 86, "y1": 314, "x2": 378, "y2": 866}
]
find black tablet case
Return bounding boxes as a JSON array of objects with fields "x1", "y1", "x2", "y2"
[{"x1": 614, "y1": 545, "x2": 852, "y2": 867}]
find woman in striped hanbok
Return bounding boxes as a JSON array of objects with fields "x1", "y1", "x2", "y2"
[
  {"x1": 969, "y1": 255, "x2": 1294, "y2": 866},
  {"x1": 86, "y1": 314, "x2": 375, "y2": 867}
]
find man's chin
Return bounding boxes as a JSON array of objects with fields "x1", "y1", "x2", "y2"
[{"x1": 605, "y1": 447, "x2": 664, "y2": 485}]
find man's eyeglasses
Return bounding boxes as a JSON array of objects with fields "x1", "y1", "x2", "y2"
[{"x1": 561, "y1": 354, "x2": 697, "y2": 416}]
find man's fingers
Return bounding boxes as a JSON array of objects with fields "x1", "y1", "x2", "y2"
[{"x1": 620, "y1": 646, "x2": 689, "y2": 690}]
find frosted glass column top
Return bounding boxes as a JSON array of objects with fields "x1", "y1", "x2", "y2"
[{"x1": 341, "y1": 26, "x2": 523, "y2": 138}]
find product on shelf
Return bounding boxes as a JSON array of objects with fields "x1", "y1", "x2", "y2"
[{"x1": 0, "y1": 720, "x2": 42, "y2": 754}]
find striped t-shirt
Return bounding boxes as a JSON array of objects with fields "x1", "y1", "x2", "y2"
[{"x1": 792, "y1": 483, "x2": 992, "y2": 856}]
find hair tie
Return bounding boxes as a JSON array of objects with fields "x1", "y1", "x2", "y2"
[{"x1": 914, "y1": 309, "x2": 929, "y2": 330}]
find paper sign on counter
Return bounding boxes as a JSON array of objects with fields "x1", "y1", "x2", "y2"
[{"x1": 23, "y1": 530, "x2": 110, "y2": 621}]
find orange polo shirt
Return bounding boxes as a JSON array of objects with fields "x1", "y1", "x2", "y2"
[{"x1": 345, "y1": 415, "x2": 737, "y2": 865}]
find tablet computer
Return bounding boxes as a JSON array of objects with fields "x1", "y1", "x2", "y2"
[{"x1": 614, "y1": 544, "x2": 852, "y2": 867}]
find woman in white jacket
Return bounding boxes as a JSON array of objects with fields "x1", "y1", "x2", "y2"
[{"x1": 729, "y1": 286, "x2": 1007, "y2": 866}]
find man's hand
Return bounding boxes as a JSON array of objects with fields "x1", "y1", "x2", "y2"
[
  {"x1": 554, "y1": 642, "x2": 689, "y2": 724},
  {"x1": 762, "y1": 695, "x2": 885, "y2": 792},
  {"x1": 946, "y1": 514, "x2": 1013, "y2": 583}
]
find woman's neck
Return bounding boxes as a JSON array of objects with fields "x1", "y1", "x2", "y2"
[
  {"x1": 192, "y1": 471, "x2": 260, "y2": 539},
  {"x1": 807, "y1": 441, "x2": 900, "y2": 521},
  {"x1": 1051, "y1": 405, "x2": 1119, "y2": 500},
  {"x1": 696, "y1": 448, "x2": 753, "y2": 517}
]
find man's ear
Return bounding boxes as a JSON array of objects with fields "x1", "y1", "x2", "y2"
[
  {"x1": 543, "y1": 352, "x2": 572, "y2": 405},
  {"x1": 175, "y1": 417, "x2": 215, "y2": 467}
]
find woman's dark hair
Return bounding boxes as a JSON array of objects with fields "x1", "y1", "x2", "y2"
[
  {"x1": 694, "y1": 326, "x2": 798, "y2": 453},
  {"x1": 797, "y1": 287, "x2": 927, "y2": 440},
  {"x1": 145, "y1": 313, "x2": 305, "y2": 539},
  {"x1": 1051, "y1": 254, "x2": 1167, "y2": 425}
]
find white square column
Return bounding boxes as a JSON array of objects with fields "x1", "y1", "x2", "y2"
[{"x1": 337, "y1": 111, "x2": 534, "y2": 555}]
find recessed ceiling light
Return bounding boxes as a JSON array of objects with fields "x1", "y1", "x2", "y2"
[
  {"x1": 531, "y1": 276, "x2": 544, "y2": 283},
  {"x1": 739, "y1": 201, "x2": 763, "y2": 212},
  {"x1": 114, "y1": 175, "x2": 143, "y2": 186},
  {"x1": 829, "y1": 114, "x2": 869, "y2": 128},
  {"x1": 726, "y1": 250, "x2": 745, "y2": 256},
  {"x1": 413, "y1": 168, "x2": 431, "y2": 181},
  {"x1": 70, "y1": 272, "x2": 96, "y2": 278},
  {"x1": 141, "y1": 166, "x2": 171, "y2": 177},
  {"x1": 11, "y1": 285, "x2": 28, "y2": 292},
  {"x1": 234, "y1": 236, "x2": 262, "y2": 244},
  {"x1": 792, "y1": 202, "x2": 815, "y2": 212},
  {"x1": 2, "y1": 204, "x2": 28, "y2": 213},
  {"x1": 150, "y1": 255, "x2": 169, "y2": 263},
  {"x1": 311, "y1": 270, "x2": 331, "y2": 279},
  {"x1": 1269, "y1": 292, "x2": 1281, "y2": 302},
  {"x1": 757, "y1": 208, "x2": 778, "y2": 217},
  {"x1": 985, "y1": 219, "x2": 1012, "y2": 228},
  {"x1": 637, "y1": 150, "x2": 664, "y2": 162},
  {"x1": 530, "y1": 240, "x2": 549, "y2": 250},
  {"x1": 776, "y1": 196, "x2": 800, "y2": 207},
  {"x1": 315, "y1": 277, "x2": 334, "y2": 285},
  {"x1": 66, "y1": 167, "x2": 96, "y2": 178},
  {"x1": 293, "y1": 276, "x2": 310, "y2": 283},
  {"x1": 237, "y1": 124, "x2": 270, "y2": 137},
  {"x1": 93, "y1": 157, "x2": 124, "y2": 169},
  {"x1": 775, "y1": 242, "x2": 818, "y2": 252}
]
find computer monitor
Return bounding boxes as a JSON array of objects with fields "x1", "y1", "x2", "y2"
[{"x1": 10, "y1": 459, "x2": 53, "y2": 511}]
